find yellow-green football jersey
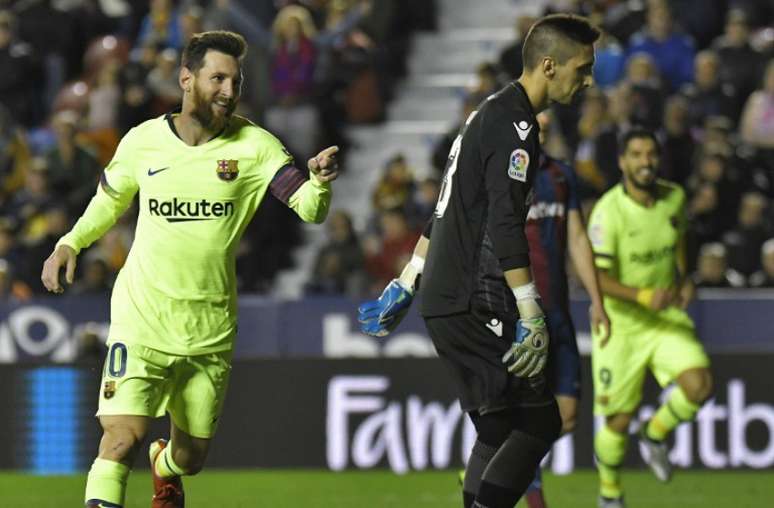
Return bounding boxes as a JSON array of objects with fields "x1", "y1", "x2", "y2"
[
  {"x1": 60, "y1": 114, "x2": 295, "y2": 355},
  {"x1": 588, "y1": 179, "x2": 693, "y2": 334}
]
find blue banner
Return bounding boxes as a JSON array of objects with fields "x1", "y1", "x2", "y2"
[{"x1": 0, "y1": 290, "x2": 772, "y2": 362}]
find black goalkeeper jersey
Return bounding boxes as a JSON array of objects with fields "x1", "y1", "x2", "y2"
[{"x1": 420, "y1": 82, "x2": 541, "y2": 320}]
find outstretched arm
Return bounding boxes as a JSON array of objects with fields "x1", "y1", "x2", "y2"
[{"x1": 282, "y1": 146, "x2": 339, "y2": 224}]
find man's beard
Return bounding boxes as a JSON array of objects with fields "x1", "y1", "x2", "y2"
[
  {"x1": 627, "y1": 167, "x2": 657, "y2": 191},
  {"x1": 191, "y1": 87, "x2": 234, "y2": 132}
]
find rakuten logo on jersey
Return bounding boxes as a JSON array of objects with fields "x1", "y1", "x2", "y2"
[{"x1": 148, "y1": 198, "x2": 234, "y2": 222}]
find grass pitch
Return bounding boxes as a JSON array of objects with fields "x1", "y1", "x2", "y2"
[{"x1": 0, "y1": 469, "x2": 770, "y2": 507}]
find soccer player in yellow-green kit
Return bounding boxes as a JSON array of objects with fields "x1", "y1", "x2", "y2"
[
  {"x1": 40, "y1": 31, "x2": 339, "y2": 508},
  {"x1": 587, "y1": 128, "x2": 713, "y2": 508}
]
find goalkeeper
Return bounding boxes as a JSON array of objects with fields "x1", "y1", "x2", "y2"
[{"x1": 359, "y1": 14, "x2": 599, "y2": 508}]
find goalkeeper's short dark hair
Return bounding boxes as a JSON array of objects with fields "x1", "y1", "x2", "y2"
[
  {"x1": 182, "y1": 30, "x2": 247, "y2": 74},
  {"x1": 522, "y1": 14, "x2": 600, "y2": 71}
]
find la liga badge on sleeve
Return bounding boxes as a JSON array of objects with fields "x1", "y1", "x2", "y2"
[{"x1": 508, "y1": 149, "x2": 529, "y2": 182}]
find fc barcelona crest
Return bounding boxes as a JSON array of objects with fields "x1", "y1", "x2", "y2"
[
  {"x1": 103, "y1": 380, "x2": 116, "y2": 399},
  {"x1": 216, "y1": 159, "x2": 239, "y2": 181}
]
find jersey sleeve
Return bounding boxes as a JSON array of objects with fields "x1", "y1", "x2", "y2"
[
  {"x1": 258, "y1": 129, "x2": 295, "y2": 179},
  {"x1": 56, "y1": 131, "x2": 139, "y2": 254},
  {"x1": 257, "y1": 129, "x2": 331, "y2": 223},
  {"x1": 480, "y1": 108, "x2": 533, "y2": 271},
  {"x1": 588, "y1": 198, "x2": 617, "y2": 271}
]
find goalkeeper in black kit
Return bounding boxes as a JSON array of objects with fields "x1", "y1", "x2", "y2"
[{"x1": 358, "y1": 14, "x2": 599, "y2": 508}]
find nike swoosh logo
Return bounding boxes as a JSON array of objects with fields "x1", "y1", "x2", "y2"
[
  {"x1": 147, "y1": 167, "x2": 170, "y2": 176},
  {"x1": 513, "y1": 122, "x2": 533, "y2": 141}
]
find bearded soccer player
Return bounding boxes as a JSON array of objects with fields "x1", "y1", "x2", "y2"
[
  {"x1": 41, "y1": 31, "x2": 339, "y2": 508},
  {"x1": 358, "y1": 15, "x2": 600, "y2": 508},
  {"x1": 588, "y1": 128, "x2": 713, "y2": 508}
]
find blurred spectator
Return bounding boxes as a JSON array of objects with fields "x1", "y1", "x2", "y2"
[
  {"x1": 307, "y1": 210, "x2": 366, "y2": 296},
  {"x1": 723, "y1": 191, "x2": 771, "y2": 277},
  {"x1": 748, "y1": 238, "x2": 774, "y2": 287},
  {"x1": 146, "y1": 47, "x2": 182, "y2": 116},
  {"x1": 661, "y1": 95, "x2": 695, "y2": 185},
  {"x1": 364, "y1": 208, "x2": 419, "y2": 292},
  {"x1": 0, "y1": 219, "x2": 29, "y2": 299},
  {"x1": 407, "y1": 177, "x2": 440, "y2": 230},
  {"x1": 686, "y1": 182, "x2": 723, "y2": 272},
  {"x1": 264, "y1": 5, "x2": 320, "y2": 161},
  {"x1": 71, "y1": 256, "x2": 112, "y2": 295},
  {"x1": 623, "y1": 52, "x2": 665, "y2": 129},
  {"x1": 686, "y1": 148, "x2": 741, "y2": 232},
  {"x1": 0, "y1": 104, "x2": 33, "y2": 205},
  {"x1": 712, "y1": 8, "x2": 766, "y2": 100},
  {"x1": 5, "y1": 157, "x2": 54, "y2": 239},
  {"x1": 680, "y1": 50, "x2": 741, "y2": 128},
  {"x1": 45, "y1": 110, "x2": 102, "y2": 217},
  {"x1": 180, "y1": 5, "x2": 204, "y2": 46},
  {"x1": 625, "y1": 0, "x2": 695, "y2": 91},
  {"x1": 88, "y1": 58, "x2": 122, "y2": 130},
  {"x1": 601, "y1": 0, "x2": 647, "y2": 45},
  {"x1": 739, "y1": 59, "x2": 774, "y2": 150},
  {"x1": 432, "y1": 94, "x2": 478, "y2": 175},
  {"x1": 574, "y1": 89, "x2": 617, "y2": 195},
  {"x1": 0, "y1": 10, "x2": 37, "y2": 127},
  {"x1": 668, "y1": 0, "x2": 726, "y2": 50},
  {"x1": 18, "y1": 206, "x2": 70, "y2": 294},
  {"x1": 371, "y1": 153, "x2": 415, "y2": 215},
  {"x1": 592, "y1": 30, "x2": 626, "y2": 89},
  {"x1": 691, "y1": 242, "x2": 745, "y2": 288},
  {"x1": 498, "y1": 15, "x2": 536, "y2": 79},
  {"x1": 117, "y1": 41, "x2": 157, "y2": 134},
  {"x1": 468, "y1": 62, "x2": 503, "y2": 104},
  {"x1": 136, "y1": 0, "x2": 183, "y2": 50}
]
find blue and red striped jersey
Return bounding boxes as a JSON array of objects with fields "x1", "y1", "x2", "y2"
[{"x1": 525, "y1": 155, "x2": 580, "y2": 312}]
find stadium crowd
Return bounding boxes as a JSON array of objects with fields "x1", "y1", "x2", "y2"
[
  {"x1": 0, "y1": 0, "x2": 434, "y2": 299},
  {"x1": 0, "y1": 0, "x2": 772, "y2": 300},
  {"x1": 308, "y1": 0, "x2": 774, "y2": 297}
]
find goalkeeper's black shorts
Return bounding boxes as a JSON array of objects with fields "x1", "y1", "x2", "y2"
[{"x1": 424, "y1": 308, "x2": 554, "y2": 415}]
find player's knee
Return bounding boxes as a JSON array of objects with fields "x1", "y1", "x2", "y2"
[
  {"x1": 606, "y1": 413, "x2": 633, "y2": 434},
  {"x1": 692, "y1": 370, "x2": 713, "y2": 403},
  {"x1": 100, "y1": 424, "x2": 146, "y2": 462},
  {"x1": 681, "y1": 368, "x2": 713, "y2": 404}
]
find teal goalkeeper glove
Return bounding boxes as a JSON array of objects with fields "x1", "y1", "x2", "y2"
[
  {"x1": 502, "y1": 316, "x2": 549, "y2": 377},
  {"x1": 357, "y1": 279, "x2": 414, "y2": 337}
]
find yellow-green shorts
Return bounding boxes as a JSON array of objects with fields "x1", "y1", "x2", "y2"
[
  {"x1": 96, "y1": 341, "x2": 232, "y2": 439},
  {"x1": 592, "y1": 320, "x2": 710, "y2": 416}
]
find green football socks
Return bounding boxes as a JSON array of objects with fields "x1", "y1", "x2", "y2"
[
  {"x1": 646, "y1": 387, "x2": 700, "y2": 441},
  {"x1": 154, "y1": 441, "x2": 186, "y2": 478},
  {"x1": 84, "y1": 458, "x2": 130, "y2": 507},
  {"x1": 595, "y1": 425, "x2": 628, "y2": 499}
]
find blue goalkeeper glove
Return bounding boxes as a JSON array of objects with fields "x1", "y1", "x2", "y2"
[
  {"x1": 502, "y1": 316, "x2": 549, "y2": 377},
  {"x1": 358, "y1": 279, "x2": 414, "y2": 337}
]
